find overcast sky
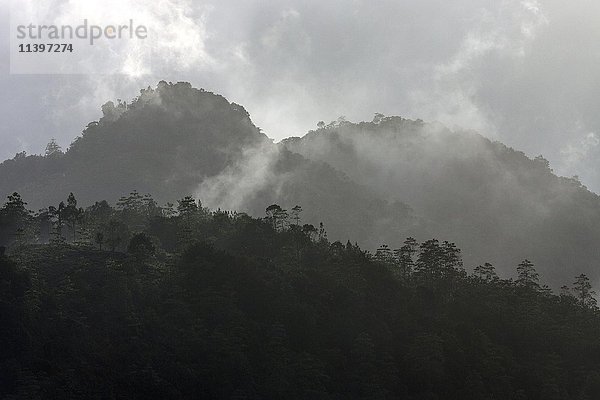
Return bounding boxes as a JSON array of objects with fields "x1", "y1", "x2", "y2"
[{"x1": 2, "y1": 0, "x2": 600, "y2": 191}]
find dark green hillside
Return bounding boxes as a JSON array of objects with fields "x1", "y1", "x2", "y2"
[{"x1": 1, "y1": 192, "x2": 600, "y2": 399}]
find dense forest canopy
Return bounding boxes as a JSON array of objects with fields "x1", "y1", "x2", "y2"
[{"x1": 1, "y1": 190, "x2": 600, "y2": 399}]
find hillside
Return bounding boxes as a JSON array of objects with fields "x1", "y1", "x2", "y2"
[
  {"x1": 282, "y1": 117, "x2": 600, "y2": 287},
  {"x1": 2, "y1": 82, "x2": 600, "y2": 287},
  {"x1": 0, "y1": 82, "x2": 415, "y2": 255},
  {"x1": 0, "y1": 81, "x2": 268, "y2": 207},
  {"x1": 1, "y1": 196, "x2": 600, "y2": 399}
]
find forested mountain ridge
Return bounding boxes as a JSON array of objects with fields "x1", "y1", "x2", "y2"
[
  {"x1": 0, "y1": 81, "x2": 268, "y2": 207},
  {"x1": 0, "y1": 82, "x2": 416, "y2": 250},
  {"x1": 2, "y1": 81, "x2": 600, "y2": 287},
  {"x1": 282, "y1": 116, "x2": 600, "y2": 287}
]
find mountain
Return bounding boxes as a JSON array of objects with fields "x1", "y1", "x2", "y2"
[
  {"x1": 0, "y1": 81, "x2": 268, "y2": 207},
  {"x1": 1, "y1": 81, "x2": 600, "y2": 286},
  {"x1": 282, "y1": 117, "x2": 600, "y2": 286},
  {"x1": 0, "y1": 81, "x2": 415, "y2": 253}
]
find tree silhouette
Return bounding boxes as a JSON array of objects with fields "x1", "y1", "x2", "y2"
[
  {"x1": 290, "y1": 205, "x2": 302, "y2": 227},
  {"x1": 395, "y1": 237, "x2": 418, "y2": 279},
  {"x1": 95, "y1": 232, "x2": 104, "y2": 251},
  {"x1": 302, "y1": 224, "x2": 318, "y2": 241},
  {"x1": 63, "y1": 193, "x2": 82, "y2": 242},
  {"x1": 516, "y1": 259, "x2": 539, "y2": 289},
  {"x1": 265, "y1": 204, "x2": 288, "y2": 231},
  {"x1": 415, "y1": 239, "x2": 444, "y2": 284},
  {"x1": 318, "y1": 222, "x2": 327, "y2": 243},
  {"x1": 44, "y1": 138, "x2": 63, "y2": 157},
  {"x1": 177, "y1": 196, "x2": 198, "y2": 217},
  {"x1": 266, "y1": 204, "x2": 282, "y2": 229},
  {"x1": 375, "y1": 244, "x2": 394, "y2": 264},
  {"x1": 573, "y1": 274, "x2": 597, "y2": 308},
  {"x1": 474, "y1": 262, "x2": 498, "y2": 282}
]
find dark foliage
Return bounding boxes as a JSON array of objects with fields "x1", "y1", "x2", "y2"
[{"x1": 1, "y1": 192, "x2": 599, "y2": 399}]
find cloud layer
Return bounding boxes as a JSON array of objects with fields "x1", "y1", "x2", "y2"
[{"x1": 2, "y1": 0, "x2": 600, "y2": 190}]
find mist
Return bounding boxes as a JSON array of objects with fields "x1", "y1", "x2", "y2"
[
  {"x1": 196, "y1": 142, "x2": 285, "y2": 212},
  {"x1": 3, "y1": 0, "x2": 600, "y2": 191}
]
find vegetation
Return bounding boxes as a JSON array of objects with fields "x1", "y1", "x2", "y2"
[
  {"x1": 0, "y1": 82, "x2": 268, "y2": 208},
  {"x1": 0, "y1": 82, "x2": 416, "y2": 263},
  {"x1": 282, "y1": 114, "x2": 600, "y2": 287},
  {"x1": 1, "y1": 191, "x2": 600, "y2": 399},
  {"x1": 5, "y1": 82, "x2": 600, "y2": 288}
]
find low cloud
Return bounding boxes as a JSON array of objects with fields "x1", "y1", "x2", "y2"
[
  {"x1": 196, "y1": 142, "x2": 284, "y2": 211},
  {"x1": 3, "y1": 0, "x2": 600, "y2": 191}
]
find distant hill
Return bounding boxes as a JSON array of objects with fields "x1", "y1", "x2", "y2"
[
  {"x1": 282, "y1": 117, "x2": 600, "y2": 286},
  {"x1": 2, "y1": 82, "x2": 600, "y2": 286},
  {"x1": 0, "y1": 81, "x2": 268, "y2": 207},
  {"x1": 0, "y1": 82, "x2": 415, "y2": 253}
]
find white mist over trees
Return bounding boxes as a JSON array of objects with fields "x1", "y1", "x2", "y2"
[{"x1": 1, "y1": 82, "x2": 600, "y2": 288}]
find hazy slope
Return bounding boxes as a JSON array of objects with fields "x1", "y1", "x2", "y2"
[
  {"x1": 0, "y1": 82, "x2": 416, "y2": 249},
  {"x1": 282, "y1": 116, "x2": 600, "y2": 286},
  {"x1": 0, "y1": 81, "x2": 268, "y2": 208},
  {"x1": 2, "y1": 82, "x2": 599, "y2": 286}
]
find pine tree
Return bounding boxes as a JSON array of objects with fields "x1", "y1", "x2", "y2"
[
  {"x1": 516, "y1": 259, "x2": 539, "y2": 289},
  {"x1": 318, "y1": 222, "x2": 328, "y2": 243},
  {"x1": 177, "y1": 196, "x2": 198, "y2": 217},
  {"x1": 473, "y1": 262, "x2": 498, "y2": 282},
  {"x1": 573, "y1": 274, "x2": 597, "y2": 308},
  {"x1": 64, "y1": 193, "x2": 82, "y2": 242},
  {"x1": 266, "y1": 204, "x2": 282, "y2": 230},
  {"x1": 394, "y1": 237, "x2": 418, "y2": 279},
  {"x1": 441, "y1": 241, "x2": 463, "y2": 276},
  {"x1": 1, "y1": 193, "x2": 30, "y2": 220},
  {"x1": 290, "y1": 205, "x2": 302, "y2": 227},
  {"x1": 274, "y1": 208, "x2": 289, "y2": 231},
  {"x1": 44, "y1": 138, "x2": 63, "y2": 157},
  {"x1": 415, "y1": 239, "x2": 444, "y2": 284},
  {"x1": 375, "y1": 244, "x2": 394, "y2": 264}
]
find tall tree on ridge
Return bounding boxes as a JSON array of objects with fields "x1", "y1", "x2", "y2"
[
  {"x1": 573, "y1": 274, "x2": 597, "y2": 309},
  {"x1": 516, "y1": 259, "x2": 539, "y2": 289}
]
